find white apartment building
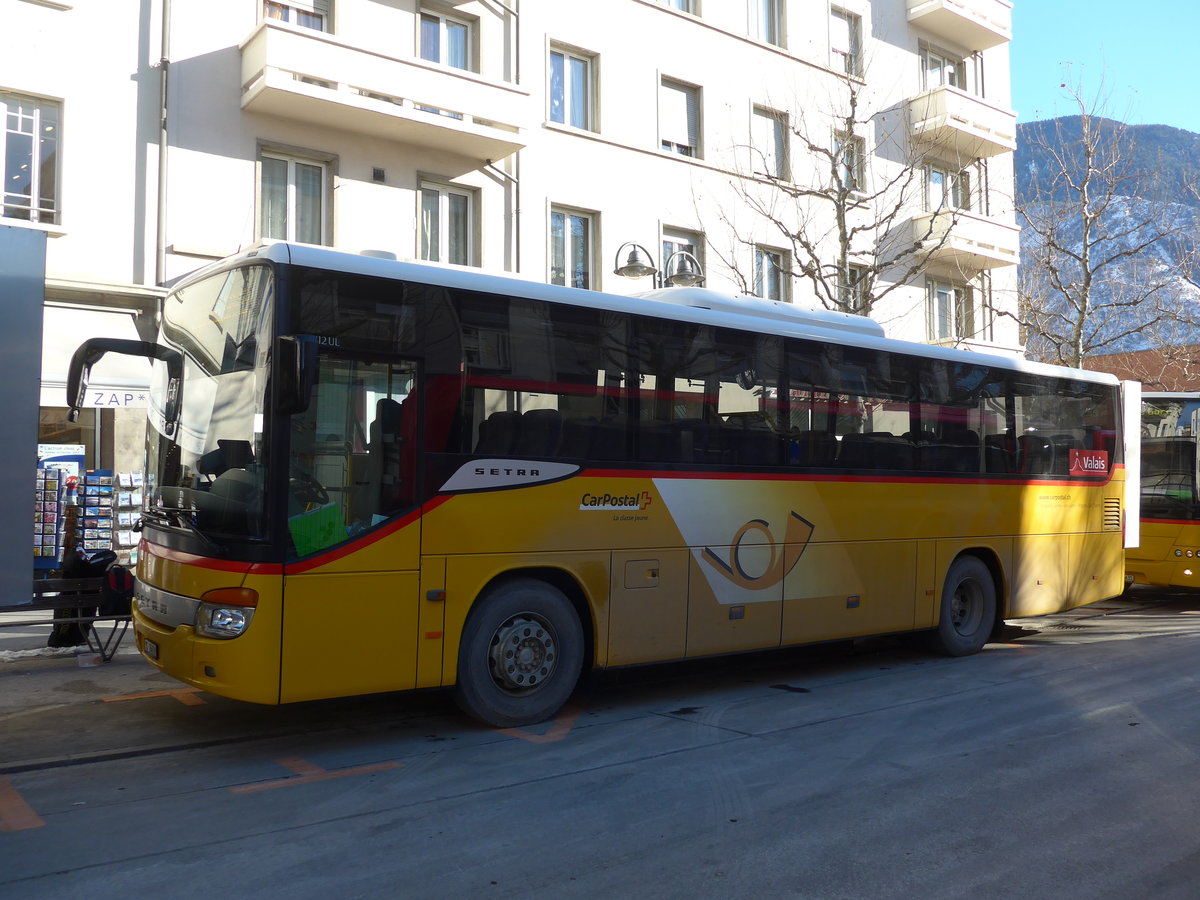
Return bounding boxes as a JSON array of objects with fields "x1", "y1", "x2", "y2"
[{"x1": 4, "y1": 0, "x2": 1018, "y2": 474}]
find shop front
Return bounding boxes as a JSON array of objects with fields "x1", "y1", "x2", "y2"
[{"x1": 35, "y1": 296, "x2": 160, "y2": 575}]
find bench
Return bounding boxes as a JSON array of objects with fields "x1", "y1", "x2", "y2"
[{"x1": 1, "y1": 577, "x2": 133, "y2": 663}]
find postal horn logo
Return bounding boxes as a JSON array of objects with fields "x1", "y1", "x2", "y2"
[{"x1": 702, "y1": 511, "x2": 814, "y2": 590}]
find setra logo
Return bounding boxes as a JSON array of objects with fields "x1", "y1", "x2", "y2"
[{"x1": 702, "y1": 512, "x2": 815, "y2": 590}]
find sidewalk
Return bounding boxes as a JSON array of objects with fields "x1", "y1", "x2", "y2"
[{"x1": 0, "y1": 609, "x2": 173, "y2": 716}]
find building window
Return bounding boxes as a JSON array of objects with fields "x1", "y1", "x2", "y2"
[
  {"x1": 549, "y1": 46, "x2": 593, "y2": 130},
  {"x1": 660, "y1": 79, "x2": 700, "y2": 158},
  {"x1": 927, "y1": 279, "x2": 976, "y2": 341},
  {"x1": 751, "y1": 105, "x2": 789, "y2": 180},
  {"x1": 2, "y1": 92, "x2": 59, "y2": 225},
  {"x1": 263, "y1": 0, "x2": 329, "y2": 31},
  {"x1": 833, "y1": 131, "x2": 864, "y2": 192},
  {"x1": 663, "y1": 227, "x2": 704, "y2": 281},
  {"x1": 927, "y1": 163, "x2": 970, "y2": 211},
  {"x1": 920, "y1": 43, "x2": 965, "y2": 92},
  {"x1": 839, "y1": 264, "x2": 868, "y2": 311},
  {"x1": 260, "y1": 152, "x2": 327, "y2": 244},
  {"x1": 754, "y1": 246, "x2": 788, "y2": 301},
  {"x1": 420, "y1": 9, "x2": 474, "y2": 71},
  {"x1": 831, "y1": 8, "x2": 862, "y2": 76},
  {"x1": 550, "y1": 207, "x2": 594, "y2": 289},
  {"x1": 751, "y1": 0, "x2": 783, "y2": 47},
  {"x1": 420, "y1": 182, "x2": 474, "y2": 266},
  {"x1": 658, "y1": 0, "x2": 696, "y2": 12}
]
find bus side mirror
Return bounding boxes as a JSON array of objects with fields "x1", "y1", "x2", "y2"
[
  {"x1": 67, "y1": 338, "x2": 184, "y2": 437},
  {"x1": 276, "y1": 335, "x2": 318, "y2": 414}
]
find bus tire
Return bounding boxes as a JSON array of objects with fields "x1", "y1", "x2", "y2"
[
  {"x1": 453, "y1": 578, "x2": 584, "y2": 728},
  {"x1": 928, "y1": 555, "x2": 996, "y2": 657}
]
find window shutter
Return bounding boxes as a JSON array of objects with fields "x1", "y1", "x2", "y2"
[
  {"x1": 753, "y1": 108, "x2": 786, "y2": 177},
  {"x1": 830, "y1": 11, "x2": 851, "y2": 56},
  {"x1": 661, "y1": 81, "x2": 697, "y2": 150}
]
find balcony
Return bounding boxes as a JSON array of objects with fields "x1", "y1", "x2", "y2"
[
  {"x1": 240, "y1": 23, "x2": 528, "y2": 162},
  {"x1": 906, "y1": 0, "x2": 1012, "y2": 51},
  {"x1": 909, "y1": 86, "x2": 1016, "y2": 160},
  {"x1": 913, "y1": 208, "x2": 1019, "y2": 273}
]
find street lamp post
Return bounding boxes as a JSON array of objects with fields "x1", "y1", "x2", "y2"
[{"x1": 613, "y1": 241, "x2": 704, "y2": 288}]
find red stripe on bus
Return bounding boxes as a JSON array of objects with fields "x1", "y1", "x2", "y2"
[
  {"x1": 285, "y1": 501, "x2": 438, "y2": 573},
  {"x1": 144, "y1": 496, "x2": 451, "y2": 576},
  {"x1": 580, "y1": 466, "x2": 1122, "y2": 487}
]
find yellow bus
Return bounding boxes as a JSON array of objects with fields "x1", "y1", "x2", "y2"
[
  {"x1": 68, "y1": 243, "x2": 1138, "y2": 726},
  {"x1": 1126, "y1": 392, "x2": 1200, "y2": 588}
]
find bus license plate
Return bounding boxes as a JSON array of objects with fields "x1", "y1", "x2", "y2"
[{"x1": 143, "y1": 638, "x2": 159, "y2": 660}]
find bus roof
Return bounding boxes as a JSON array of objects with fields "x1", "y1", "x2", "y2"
[{"x1": 198, "y1": 241, "x2": 1120, "y2": 387}]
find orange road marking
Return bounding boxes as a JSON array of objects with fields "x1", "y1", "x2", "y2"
[
  {"x1": 229, "y1": 756, "x2": 402, "y2": 794},
  {"x1": 0, "y1": 778, "x2": 45, "y2": 831},
  {"x1": 103, "y1": 687, "x2": 207, "y2": 706},
  {"x1": 497, "y1": 704, "x2": 583, "y2": 744}
]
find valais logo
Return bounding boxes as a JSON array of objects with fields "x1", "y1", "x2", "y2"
[{"x1": 1068, "y1": 448, "x2": 1109, "y2": 476}]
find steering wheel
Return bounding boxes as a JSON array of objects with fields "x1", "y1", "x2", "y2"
[{"x1": 288, "y1": 466, "x2": 330, "y2": 507}]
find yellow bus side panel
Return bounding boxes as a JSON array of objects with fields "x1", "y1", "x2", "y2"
[
  {"x1": 782, "y1": 541, "x2": 917, "y2": 644},
  {"x1": 1071, "y1": 532, "x2": 1126, "y2": 604},
  {"x1": 915, "y1": 540, "x2": 939, "y2": 628},
  {"x1": 417, "y1": 556, "x2": 447, "y2": 688},
  {"x1": 1011, "y1": 535, "x2": 1072, "y2": 617},
  {"x1": 608, "y1": 550, "x2": 689, "y2": 665},
  {"x1": 686, "y1": 548, "x2": 782, "y2": 656},
  {"x1": 280, "y1": 571, "x2": 419, "y2": 702},
  {"x1": 1010, "y1": 532, "x2": 1123, "y2": 617}
]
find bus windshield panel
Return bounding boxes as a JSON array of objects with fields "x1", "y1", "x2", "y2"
[{"x1": 144, "y1": 263, "x2": 274, "y2": 544}]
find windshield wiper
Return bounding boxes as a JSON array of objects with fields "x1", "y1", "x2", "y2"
[{"x1": 146, "y1": 505, "x2": 228, "y2": 555}]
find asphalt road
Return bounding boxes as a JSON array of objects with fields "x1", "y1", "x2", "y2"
[{"x1": 3, "y1": 588, "x2": 1200, "y2": 899}]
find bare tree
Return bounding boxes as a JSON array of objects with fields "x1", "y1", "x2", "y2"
[
  {"x1": 1011, "y1": 83, "x2": 1200, "y2": 368},
  {"x1": 709, "y1": 60, "x2": 960, "y2": 319}
]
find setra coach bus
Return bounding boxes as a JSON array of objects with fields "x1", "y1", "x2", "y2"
[{"x1": 68, "y1": 242, "x2": 1140, "y2": 726}]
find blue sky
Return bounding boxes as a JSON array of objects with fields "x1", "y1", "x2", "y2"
[{"x1": 1010, "y1": 0, "x2": 1200, "y2": 133}]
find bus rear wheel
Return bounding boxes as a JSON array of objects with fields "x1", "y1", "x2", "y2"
[
  {"x1": 929, "y1": 555, "x2": 996, "y2": 657},
  {"x1": 453, "y1": 578, "x2": 584, "y2": 728}
]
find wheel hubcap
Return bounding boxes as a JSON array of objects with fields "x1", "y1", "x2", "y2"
[
  {"x1": 488, "y1": 614, "x2": 557, "y2": 693},
  {"x1": 951, "y1": 580, "x2": 984, "y2": 636}
]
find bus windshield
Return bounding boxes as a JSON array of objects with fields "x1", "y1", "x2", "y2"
[
  {"x1": 145, "y1": 263, "x2": 274, "y2": 543},
  {"x1": 1141, "y1": 396, "x2": 1200, "y2": 512}
]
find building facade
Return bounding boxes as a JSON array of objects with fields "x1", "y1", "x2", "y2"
[{"x1": 4, "y1": 0, "x2": 1018, "y2": 478}]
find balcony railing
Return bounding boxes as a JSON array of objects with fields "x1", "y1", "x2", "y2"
[
  {"x1": 906, "y1": 0, "x2": 1012, "y2": 51},
  {"x1": 240, "y1": 23, "x2": 528, "y2": 162},
  {"x1": 909, "y1": 85, "x2": 1016, "y2": 159},
  {"x1": 913, "y1": 208, "x2": 1019, "y2": 273}
]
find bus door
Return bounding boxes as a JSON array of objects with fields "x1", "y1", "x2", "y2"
[{"x1": 279, "y1": 352, "x2": 427, "y2": 702}]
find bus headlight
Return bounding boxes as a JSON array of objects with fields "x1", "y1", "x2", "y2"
[{"x1": 195, "y1": 588, "x2": 258, "y2": 639}]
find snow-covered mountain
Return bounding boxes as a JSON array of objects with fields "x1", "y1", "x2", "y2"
[{"x1": 1015, "y1": 117, "x2": 1200, "y2": 359}]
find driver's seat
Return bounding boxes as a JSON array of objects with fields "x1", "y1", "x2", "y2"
[{"x1": 369, "y1": 397, "x2": 405, "y2": 516}]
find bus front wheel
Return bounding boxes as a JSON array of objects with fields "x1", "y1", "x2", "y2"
[
  {"x1": 453, "y1": 578, "x2": 584, "y2": 728},
  {"x1": 929, "y1": 556, "x2": 996, "y2": 657}
]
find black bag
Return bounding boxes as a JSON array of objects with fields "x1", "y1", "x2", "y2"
[
  {"x1": 99, "y1": 565, "x2": 134, "y2": 616},
  {"x1": 47, "y1": 550, "x2": 120, "y2": 647}
]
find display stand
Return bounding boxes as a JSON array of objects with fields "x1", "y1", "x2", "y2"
[
  {"x1": 33, "y1": 468, "x2": 64, "y2": 572},
  {"x1": 79, "y1": 469, "x2": 116, "y2": 556}
]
